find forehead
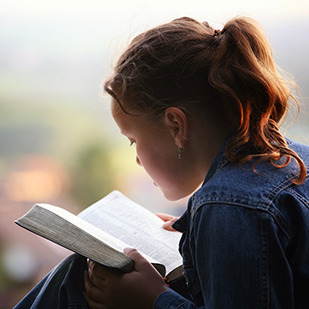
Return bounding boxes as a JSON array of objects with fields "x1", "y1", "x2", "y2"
[
  {"x1": 110, "y1": 98, "x2": 135, "y2": 118},
  {"x1": 111, "y1": 99, "x2": 164, "y2": 135},
  {"x1": 111, "y1": 99, "x2": 144, "y2": 135},
  {"x1": 111, "y1": 99, "x2": 129, "y2": 130},
  {"x1": 110, "y1": 99, "x2": 120, "y2": 117}
]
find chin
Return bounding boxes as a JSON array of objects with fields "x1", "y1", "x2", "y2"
[
  {"x1": 161, "y1": 182, "x2": 202, "y2": 201},
  {"x1": 162, "y1": 189, "x2": 192, "y2": 201}
]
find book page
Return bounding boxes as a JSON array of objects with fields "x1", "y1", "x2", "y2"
[{"x1": 78, "y1": 191, "x2": 182, "y2": 275}]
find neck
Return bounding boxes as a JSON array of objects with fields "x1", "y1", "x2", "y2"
[{"x1": 188, "y1": 120, "x2": 229, "y2": 183}]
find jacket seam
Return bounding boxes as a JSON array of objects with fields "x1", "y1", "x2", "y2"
[
  {"x1": 260, "y1": 211, "x2": 269, "y2": 309},
  {"x1": 286, "y1": 187, "x2": 309, "y2": 210},
  {"x1": 193, "y1": 200, "x2": 291, "y2": 241}
]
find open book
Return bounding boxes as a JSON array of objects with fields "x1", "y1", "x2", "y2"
[{"x1": 15, "y1": 191, "x2": 183, "y2": 281}]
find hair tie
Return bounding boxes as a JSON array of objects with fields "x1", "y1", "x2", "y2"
[{"x1": 213, "y1": 29, "x2": 222, "y2": 37}]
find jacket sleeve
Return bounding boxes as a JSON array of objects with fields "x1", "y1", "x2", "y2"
[{"x1": 154, "y1": 288, "x2": 200, "y2": 309}]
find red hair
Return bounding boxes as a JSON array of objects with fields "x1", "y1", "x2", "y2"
[{"x1": 105, "y1": 16, "x2": 306, "y2": 184}]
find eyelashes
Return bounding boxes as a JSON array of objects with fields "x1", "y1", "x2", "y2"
[{"x1": 129, "y1": 140, "x2": 136, "y2": 147}]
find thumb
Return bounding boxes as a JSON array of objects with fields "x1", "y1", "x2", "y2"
[
  {"x1": 123, "y1": 247, "x2": 146, "y2": 261},
  {"x1": 123, "y1": 248, "x2": 166, "y2": 284},
  {"x1": 162, "y1": 218, "x2": 178, "y2": 231},
  {"x1": 123, "y1": 248, "x2": 152, "y2": 271}
]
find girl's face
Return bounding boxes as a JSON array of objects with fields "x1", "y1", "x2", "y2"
[{"x1": 111, "y1": 101, "x2": 200, "y2": 201}]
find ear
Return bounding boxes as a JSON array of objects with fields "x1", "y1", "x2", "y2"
[{"x1": 164, "y1": 107, "x2": 189, "y2": 148}]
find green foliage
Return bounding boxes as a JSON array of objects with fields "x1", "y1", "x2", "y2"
[
  {"x1": 69, "y1": 142, "x2": 115, "y2": 208},
  {"x1": 0, "y1": 248, "x2": 13, "y2": 289}
]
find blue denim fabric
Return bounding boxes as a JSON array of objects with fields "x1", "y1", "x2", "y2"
[
  {"x1": 155, "y1": 138, "x2": 309, "y2": 308},
  {"x1": 14, "y1": 254, "x2": 90, "y2": 309}
]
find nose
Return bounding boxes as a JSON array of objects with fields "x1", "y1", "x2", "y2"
[{"x1": 136, "y1": 156, "x2": 142, "y2": 167}]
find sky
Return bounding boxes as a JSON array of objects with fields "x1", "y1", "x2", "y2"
[
  {"x1": 1, "y1": 0, "x2": 308, "y2": 77},
  {"x1": 1, "y1": 0, "x2": 308, "y2": 74},
  {"x1": 1, "y1": 0, "x2": 308, "y2": 132},
  {"x1": 1, "y1": 0, "x2": 308, "y2": 133},
  {"x1": 1, "y1": 0, "x2": 308, "y2": 18},
  {"x1": 1, "y1": 0, "x2": 308, "y2": 32}
]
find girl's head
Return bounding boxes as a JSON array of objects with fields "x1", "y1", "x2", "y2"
[{"x1": 106, "y1": 16, "x2": 306, "y2": 199}]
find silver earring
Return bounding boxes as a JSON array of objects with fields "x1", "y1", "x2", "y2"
[{"x1": 178, "y1": 147, "x2": 183, "y2": 160}]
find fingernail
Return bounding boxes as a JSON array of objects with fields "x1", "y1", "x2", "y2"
[{"x1": 123, "y1": 247, "x2": 131, "y2": 254}]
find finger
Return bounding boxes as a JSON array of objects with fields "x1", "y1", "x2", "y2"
[
  {"x1": 88, "y1": 260, "x2": 116, "y2": 280},
  {"x1": 155, "y1": 213, "x2": 177, "y2": 222},
  {"x1": 84, "y1": 270, "x2": 106, "y2": 303},
  {"x1": 162, "y1": 218, "x2": 178, "y2": 231},
  {"x1": 88, "y1": 270, "x2": 107, "y2": 290},
  {"x1": 123, "y1": 247, "x2": 145, "y2": 260},
  {"x1": 84, "y1": 291, "x2": 107, "y2": 309},
  {"x1": 123, "y1": 248, "x2": 156, "y2": 272},
  {"x1": 123, "y1": 248, "x2": 167, "y2": 293},
  {"x1": 155, "y1": 213, "x2": 179, "y2": 231}
]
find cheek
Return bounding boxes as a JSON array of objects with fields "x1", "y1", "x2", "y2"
[
  {"x1": 138, "y1": 145, "x2": 180, "y2": 184},
  {"x1": 137, "y1": 147, "x2": 189, "y2": 200},
  {"x1": 137, "y1": 140, "x2": 176, "y2": 171}
]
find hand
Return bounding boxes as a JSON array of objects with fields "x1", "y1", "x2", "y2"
[
  {"x1": 84, "y1": 248, "x2": 168, "y2": 309},
  {"x1": 155, "y1": 213, "x2": 179, "y2": 231}
]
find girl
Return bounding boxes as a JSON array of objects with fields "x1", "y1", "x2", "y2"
[
  {"x1": 15, "y1": 16, "x2": 309, "y2": 309},
  {"x1": 84, "y1": 16, "x2": 309, "y2": 308}
]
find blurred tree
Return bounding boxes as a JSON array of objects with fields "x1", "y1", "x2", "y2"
[{"x1": 68, "y1": 142, "x2": 115, "y2": 208}]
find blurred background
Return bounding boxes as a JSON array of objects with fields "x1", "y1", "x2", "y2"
[{"x1": 0, "y1": 0, "x2": 308, "y2": 307}]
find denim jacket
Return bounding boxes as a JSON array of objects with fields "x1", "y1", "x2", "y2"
[{"x1": 154, "y1": 138, "x2": 309, "y2": 309}]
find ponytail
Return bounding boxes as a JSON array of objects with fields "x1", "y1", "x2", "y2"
[
  {"x1": 105, "y1": 16, "x2": 307, "y2": 184},
  {"x1": 208, "y1": 17, "x2": 306, "y2": 184}
]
